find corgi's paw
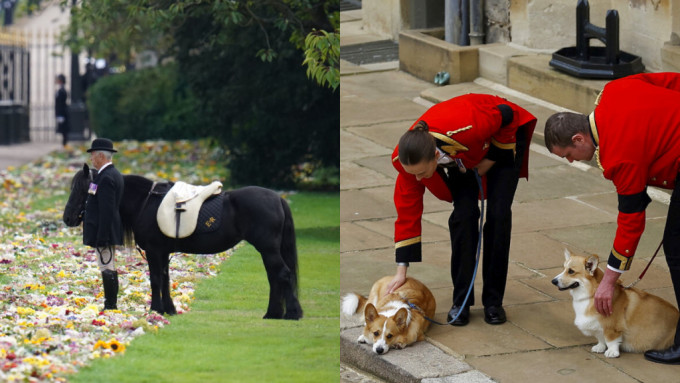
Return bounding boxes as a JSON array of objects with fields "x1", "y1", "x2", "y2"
[
  {"x1": 357, "y1": 334, "x2": 367, "y2": 344},
  {"x1": 591, "y1": 343, "x2": 606, "y2": 353},
  {"x1": 604, "y1": 348, "x2": 620, "y2": 358}
]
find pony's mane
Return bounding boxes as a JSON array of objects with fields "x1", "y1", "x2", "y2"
[
  {"x1": 120, "y1": 174, "x2": 156, "y2": 248},
  {"x1": 123, "y1": 174, "x2": 173, "y2": 192},
  {"x1": 123, "y1": 174, "x2": 154, "y2": 189}
]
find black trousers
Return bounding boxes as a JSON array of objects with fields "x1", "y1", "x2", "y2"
[
  {"x1": 443, "y1": 155, "x2": 521, "y2": 309},
  {"x1": 663, "y1": 173, "x2": 680, "y2": 345}
]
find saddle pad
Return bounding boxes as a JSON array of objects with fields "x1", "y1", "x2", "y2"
[
  {"x1": 157, "y1": 181, "x2": 223, "y2": 238},
  {"x1": 195, "y1": 195, "x2": 223, "y2": 235}
]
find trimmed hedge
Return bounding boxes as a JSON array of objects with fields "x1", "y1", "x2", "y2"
[{"x1": 86, "y1": 64, "x2": 208, "y2": 141}]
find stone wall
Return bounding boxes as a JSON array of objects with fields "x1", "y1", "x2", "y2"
[
  {"x1": 360, "y1": 0, "x2": 680, "y2": 73},
  {"x1": 510, "y1": 0, "x2": 677, "y2": 72}
]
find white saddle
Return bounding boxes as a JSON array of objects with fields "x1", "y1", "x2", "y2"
[{"x1": 157, "y1": 181, "x2": 223, "y2": 238}]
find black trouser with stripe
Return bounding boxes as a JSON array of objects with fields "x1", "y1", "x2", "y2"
[
  {"x1": 442, "y1": 153, "x2": 523, "y2": 309},
  {"x1": 663, "y1": 173, "x2": 680, "y2": 345}
]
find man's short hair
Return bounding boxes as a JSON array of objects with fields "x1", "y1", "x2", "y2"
[
  {"x1": 96, "y1": 150, "x2": 113, "y2": 161},
  {"x1": 544, "y1": 112, "x2": 590, "y2": 152}
]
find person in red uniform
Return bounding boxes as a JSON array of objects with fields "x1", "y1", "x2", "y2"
[
  {"x1": 387, "y1": 94, "x2": 537, "y2": 326},
  {"x1": 544, "y1": 72, "x2": 680, "y2": 364}
]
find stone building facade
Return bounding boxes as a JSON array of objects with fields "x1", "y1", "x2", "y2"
[{"x1": 360, "y1": 0, "x2": 680, "y2": 72}]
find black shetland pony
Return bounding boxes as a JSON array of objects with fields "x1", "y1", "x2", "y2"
[{"x1": 63, "y1": 164, "x2": 302, "y2": 319}]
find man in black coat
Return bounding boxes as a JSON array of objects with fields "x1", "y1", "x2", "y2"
[
  {"x1": 55, "y1": 74, "x2": 69, "y2": 147},
  {"x1": 83, "y1": 138, "x2": 125, "y2": 310}
]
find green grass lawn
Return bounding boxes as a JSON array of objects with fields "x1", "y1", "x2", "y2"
[{"x1": 68, "y1": 192, "x2": 339, "y2": 383}]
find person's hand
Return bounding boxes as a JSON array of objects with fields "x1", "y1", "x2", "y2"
[
  {"x1": 474, "y1": 158, "x2": 495, "y2": 176},
  {"x1": 594, "y1": 268, "x2": 621, "y2": 316},
  {"x1": 385, "y1": 265, "x2": 408, "y2": 296}
]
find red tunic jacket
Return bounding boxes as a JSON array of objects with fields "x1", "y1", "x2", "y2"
[
  {"x1": 592, "y1": 72, "x2": 680, "y2": 271},
  {"x1": 392, "y1": 94, "x2": 537, "y2": 262}
]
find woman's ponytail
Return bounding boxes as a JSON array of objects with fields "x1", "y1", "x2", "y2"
[{"x1": 398, "y1": 121, "x2": 436, "y2": 166}]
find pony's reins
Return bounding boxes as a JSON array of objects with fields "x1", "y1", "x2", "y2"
[{"x1": 404, "y1": 169, "x2": 485, "y2": 326}]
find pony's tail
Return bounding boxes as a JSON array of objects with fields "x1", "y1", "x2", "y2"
[
  {"x1": 280, "y1": 197, "x2": 302, "y2": 319},
  {"x1": 281, "y1": 198, "x2": 298, "y2": 294},
  {"x1": 122, "y1": 223, "x2": 135, "y2": 249}
]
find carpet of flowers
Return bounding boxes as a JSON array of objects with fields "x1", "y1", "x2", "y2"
[{"x1": 0, "y1": 140, "x2": 233, "y2": 382}]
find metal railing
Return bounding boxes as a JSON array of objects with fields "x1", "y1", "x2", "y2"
[{"x1": 0, "y1": 28, "x2": 72, "y2": 143}]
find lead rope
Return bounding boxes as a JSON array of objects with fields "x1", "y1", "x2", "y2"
[
  {"x1": 134, "y1": 181, "x2": 158, "y2": 261},
  {"x1": 447, "y1": 169, "x2": 485, "y2": 324},
  {"x1": 624, "y1": 240, "x2": 663, "y2": 289}
]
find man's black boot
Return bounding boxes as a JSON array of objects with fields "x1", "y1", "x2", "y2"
[
  {"x1": 644, "y1": 344, "x2": 680, "y2": 365},
  {"x1": 101, "y1": 269, "x2": 119, "y2": 310}
]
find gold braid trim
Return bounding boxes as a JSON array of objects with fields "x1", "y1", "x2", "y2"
[
  {"x1": 594, "y1": 89, "x2": 604, "y2": 106},
  {"x1": 589, "y1": 112, "x2": 604, "y2": 172},
  {"x1": 396, "y1": 236, "x2": 421, "y2": 249},
  {"x1": 446, "y1": 125, "x2": 472, "y2": 136},
  {"x1": 429, "y1": 132, "x2": 469, "y2": 156}
]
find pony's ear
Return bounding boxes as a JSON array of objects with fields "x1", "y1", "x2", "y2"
[{"x1": 83, "y1": 163, "x2": 89, "y2": 174}]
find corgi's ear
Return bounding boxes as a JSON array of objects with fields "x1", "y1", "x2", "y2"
[
  {"x1": 394, "y1": 308, "x2": 409, "y2": 331},
  {"x1": 585, "y1": 255, "x2": 599, "y2": 275},
  {"x1": 563, "y1": 249, "x2": 571, "y2": 261},
  {"x1": 365, "y1": 303, "x2": 378, "y2": 323}
]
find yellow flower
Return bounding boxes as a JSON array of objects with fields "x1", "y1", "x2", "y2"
[
  {"x1": 108, "y1": 339, "x2": 126, "y2": 353},
  {"x1": 93, "y1": 340, "x2": 109, "y2": 350},
  {"x1": 17, "y1": 307, "x2": 35, "y2": 316}
]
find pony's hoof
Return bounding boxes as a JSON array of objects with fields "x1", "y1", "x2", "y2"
[
  {"x1": 263, "y1": 312, "x2": 284, "y2": 319},
  {"x1": 283, "y1": 310, "x2": 303, "y2": 320},
  {"x1": 150, "y1": 306, "x2": 165, "y2": 315}
]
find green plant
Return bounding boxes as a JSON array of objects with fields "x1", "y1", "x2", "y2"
[{"x1": 87, "y1": 64, "x2": 208, "y2": 141}]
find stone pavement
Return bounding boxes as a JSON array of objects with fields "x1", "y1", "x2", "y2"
[
  {"x1": 340, "y1": 21, "x2": 680, "y2": 383},
  {"x1": 0, "y1": 141, "x2": 63, "y2": 170}
]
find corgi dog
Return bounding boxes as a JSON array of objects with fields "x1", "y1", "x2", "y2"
[
  {"x1": 341, "y1": 276, "x2": 436, "y2": 355},
  {"x1": 552, "y1": 249, "x2": 679, "y2": 358}
]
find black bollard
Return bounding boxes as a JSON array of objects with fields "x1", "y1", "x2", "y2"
[{"x1": 549, "y1": 0, "x2": 644, "y2": 79}]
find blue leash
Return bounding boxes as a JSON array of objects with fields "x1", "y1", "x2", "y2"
[
  {"x1": 447, "y1": 169, "x2": 485, "y2": 324},
  {"x1": 402, "y1": 169, "x2": 485, "y2": 326}
]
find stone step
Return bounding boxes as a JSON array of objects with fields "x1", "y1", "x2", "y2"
[{"x1": 399, "y1": 29, "x2": 627, "y2": 115}]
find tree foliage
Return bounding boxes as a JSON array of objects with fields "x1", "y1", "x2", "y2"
[
  {"x1": 171, "y1": 4, "x2": 339, "y2": 186},
  {"x1": 62, "y1": 0, "x2": 339, "y2": 90},
  {"x1": 303, "y1": 29, "x2": 339, "y2": 91},
  {"x1": 64, "y1": 0, "x2": 339, "y2": 188}
]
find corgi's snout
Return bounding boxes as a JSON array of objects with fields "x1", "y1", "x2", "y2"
[{"x1": 552, "y1": 275, "x2": 580, "y2": 291}]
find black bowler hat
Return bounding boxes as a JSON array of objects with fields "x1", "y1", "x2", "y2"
[{"x1": 87, "y1": 138, "x2": 117, "y2": 153}]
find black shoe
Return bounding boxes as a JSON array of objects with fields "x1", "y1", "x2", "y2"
[
  {"x1": 101, "y1": 270, "x2": 119, "y2": 310},
  {"x1": 484, "y1": 306, "x2": 506, "y2": 325},
  {"x1": 644, "y1": 344, "x2": 680, "y2": 365},
  {"x1": 447, "y1": 305, "x2": 469, "y2": 326}
]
